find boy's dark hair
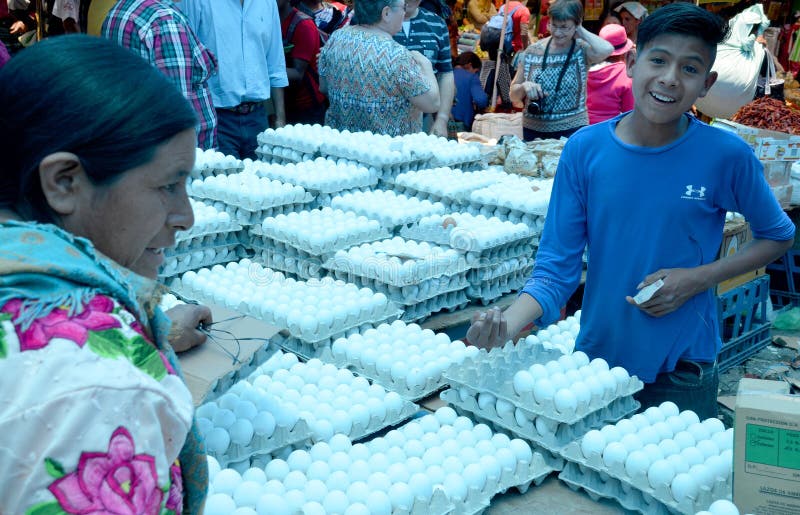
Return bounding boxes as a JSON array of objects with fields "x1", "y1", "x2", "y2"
[
  {"x1": 636, "y1": 3, "x2": 729, "y2": 63},
  {"x1": 454, "y1": 51, "x2": 482, "y2": 70}
]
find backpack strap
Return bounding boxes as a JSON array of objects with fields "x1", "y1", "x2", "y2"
[{"x1": 284, "y1": 9, "x2": 315, "y2": 47}]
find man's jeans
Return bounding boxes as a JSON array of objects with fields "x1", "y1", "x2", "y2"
[{"x1": 634, "y1": 360, "x2": 719, "y2": 420}]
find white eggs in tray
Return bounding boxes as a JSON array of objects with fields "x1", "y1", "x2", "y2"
[
  {"x1": 179, "y1": 199, "x2": 241, "y2": 241},
  {"x1": 193, "y1": 147, "x2": 243, "y2": 178},
  {"x1": 393, "y1": 168, "x2": 507, "y2": 202},
  {"x1": 257, "y1": 208, "x2": 389, "y2": 255},
  {"x1": 251, "y1": 157, "x2": 377, "y2": 194},
  {"x1": 329, "y1": 320, "x2": 479, "y2": 399},
  {"x1": 566, "y1": 407, "x2": 734, "y2": 514},
  {"x1": 195, "y1": 380, "x2": 311, "y2": 467},
  {"x1": 257, "y1": 123, "x2": 338, "y2": 155},
  {"x1": 158, "y1": 292, "x2": 185, "y2": 312},
  {"x1": 470, "y1": 176, "x2": 553, "y2": 217},
  {"x1": 522, "y1": 313, "x2": 582, "y2": 355},
  {"x1": 189, "y1": 170, "x2": 313, "y2": 212},
  {"x1": 326, "y1": 237, "x2": 467, "y2": 287},
  {"x1": 397, "y1": 133, "x2": 483, "y2": 168},
  {"x1": 330, "y1": 190, "x2": 445, "y2": 228},
  {"x1": 319, "y1": 131, "x2": 417, "y2": 169},
  {"x1": 246, "y1": 352, "x2": 417, "y2": 442},
  {"x1": 177, "y1": 260, "x2": 399, "y2": 342},
  {"x1": 401, "y1": 212, "x2": 535, "y2": 252}
]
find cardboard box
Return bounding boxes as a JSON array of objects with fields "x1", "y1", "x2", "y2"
[
  {"x1": 717, "y1": 219, "x2": 766, "y2": 294},
  {"x1": 713, "y1": 119, "x2": 800, "y2": 161},
  {"x1": 734, "y1": 379, "x2": 800, "y2": 514},
  {"x1": 177, "y1": 303, "x2": 281, "y2": 406}
]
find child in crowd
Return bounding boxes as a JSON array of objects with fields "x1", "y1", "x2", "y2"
[
  {"x1": 586, "y1": 23, "x2": 634, "y2": 124},
  {"x1": 466, "y1": 3, "x2": 795, "y2": 419},
  {"x1": 452, "y1": 51, "x2": 489, "y2": 131}
]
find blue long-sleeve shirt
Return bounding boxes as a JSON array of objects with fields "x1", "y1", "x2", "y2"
[
  {"x1": 452, "y1": 67, "x2": 488, "y2": 131},
  {"x1": 522, "y1": 114, "x2": 795, "y2": 382},
  {"x1": 178, "y1": 0, "x2": 288, "y2": 108}
]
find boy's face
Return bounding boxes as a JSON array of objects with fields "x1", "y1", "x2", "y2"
[{"x1": 627, "y1": 33, "x2": 717, "y2": 126}]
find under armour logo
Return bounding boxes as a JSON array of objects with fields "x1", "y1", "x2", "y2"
[{"x1": 682, "y1": 185, "x2": 706, "y2": 200}]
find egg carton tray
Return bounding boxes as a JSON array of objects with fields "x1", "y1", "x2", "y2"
[
  {"x1": 175, "y1": 222, "x2": 243, "y2": 243},
  {"x1": 255, "y1": 144, "x2": 316, "y2": 164},
  {"x1": 255, "y1": 164, "x2": 379, "y2": 195},
  {"x1": 191, "y1": 165, "x2": 244, "y2": 180},
  {"x1": 324, "y1": 254, "x2": 470, "y2": 288},
  {"x1": 401, "y1": 290, "x2": 470, "y2": 323},
  {"x1": 206, "y1": 418, "x2": 313, "y2": 469},
  {"x1": 558, "y1": 460, "x2": 647, "y2": 514},
  {"x1": 400, "y1": 223, "x2": 536, "y2": 255},
  {"x1": 393, "y1": 182, "x2": 494, "y2": 206},
  {"x1": 187, "y1": 184, "x2": 315, "y2": 213},
  {"x1": 463, "y1": 244, "x2": 537, "y2": 269},
  {"x1": 560, "y1": 440, "x2": 731, "y2": 515},
  {"x1": 225, "y1": 202, "x2": 316, "y2": 226},
  {"x1": 253, "y1": 249, "x2": 324, "y2": 280},
  {"x1": 197, "y1": 342, "x2": 279, "y2": 405},
  {"x1": 467, "y1": 272, "x2": 532, "y2": 305},
  {"x1": 319, "y1": 141, "x2": 423, "y2": 169},
  {"x1": 443, "y1": 342, "x2": 644, "y2": 425},
  {"x1": 160, "y1": 245, "x2": 248, "y2": 280},
  {"x1": 329, "y1": 198, "x2": 447, "y2": 230},
  {"x1": 250, "y1": 223, "x2": 390, "y2": 257},
  {"x1": 339, "y1": 270, "x2": 470, "y2": 306},
  {"x1": 441, "y1": 387, "x2": 638, "y2": 457},
  {"x1": 454, "y1": 450, "x2": 555, "y2": 515},
  {"x1": 168, "y1": 230, "x2": 248, "y2": 257},
  {"x1": 467, "y1": 258, "x2": 534, "y2": 284},
  {"x1": 257, "y1": 130, "x2": 320, "y2": 155},
  {"x1": 462, "y1": 204, "x2": 546, "y2": 230}
]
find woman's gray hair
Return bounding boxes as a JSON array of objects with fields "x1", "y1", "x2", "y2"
[
  {"x1": 355, "y1": 0, "x2": 400, "y2": 25},
  {"x1": 548, "y1": 0, "x2": 583, "y2": 23}
]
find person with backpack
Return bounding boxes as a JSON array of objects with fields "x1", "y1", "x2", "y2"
[
  {"x1": 280, "y1": 0, "x2": 328, "y2": 124},
  {"x1": 482, "y1": 0, "x2": 530, "y2": 57}
]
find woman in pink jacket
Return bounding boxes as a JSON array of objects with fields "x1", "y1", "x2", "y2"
[{"x1": 586, "y1": 23, "x2": 634, "y2": 124}]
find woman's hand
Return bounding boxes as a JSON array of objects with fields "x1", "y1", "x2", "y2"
[
  {"x1": 165, "y1": 304, "x2": 212, "y2": 353},
  {"x1": 521, "y1": 81, "x2": 545, "y2": 101},
  {"x1": 465, "y1": 307, "x2": 508, "y2": 350}
]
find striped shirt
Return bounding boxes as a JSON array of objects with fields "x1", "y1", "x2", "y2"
[
  {"x1": 102, "y1": 0, "x2": 218, "y2": 150},
  {"x1": 393, "y1": 7, "x2": 452, "y2": 75}
]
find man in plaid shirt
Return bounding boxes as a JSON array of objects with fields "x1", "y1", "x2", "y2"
[{"x1": 102, "y1": 0, "x2": 218, "y2": 150}]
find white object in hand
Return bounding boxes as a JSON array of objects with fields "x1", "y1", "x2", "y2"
[{"x1": 633, "y1": 278, "x2": 664, "y2": 305}]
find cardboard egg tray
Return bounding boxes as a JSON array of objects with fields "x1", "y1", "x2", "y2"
[
  {"x1": 219, "y1": 202, "x2": 315, "y2": 227},
  {"x1": 558, "y1": 460, "x2": 649, "y2": 513},
  {"x1": 200, "y1": 415, "x2": 312, "y2": 469},
  {"x1": 257, "y1": 128, "x2": 321, "y2": 155},
  {"x1": 338, "y1": 270, "x2": 470, "y2": 305},
  {"x1": 462, "y1": 243, "x2": 536, "y2": 269},
  {"x1": 330, "y1": 193, "x2": 447, "y2": 229},
  {"x1": 176, "y1": 220, "x2": 243, "y2": 243},
  {"x1": 311, "y1": 185, "x2": 377, "y2": 209},
  {"x1": 443, "y1": 342, "x2": 644, "y2": 425},
  {"x1": 250, "y1": 220, "x2": 390, "y2": 257},
  {"x1": 256, "y1": 144, "x2": 315, "y2": 164},
  {"x1": 193, "y1": 340, "x2": 277, "y2": 405},
  {"x1": 393, "y1": 168, "x2": 504, "y2": 204},
  {"x1": 401, "y1": 290, "x2": 470, "y2": 323},
  {"x1": 160, "y1": 245, "x2": 247, "y2": 280},
  {"x1": 559, "y1": 441, "x2": 732, "y2": 515},
  {"x1": 320, "y1": 142, "x2": 421, "y2": 170},
  {"x1": 254, "y1": 160, "x2": 379, "y2": 194},
  {"x1": 399, "y1": 224, "x2": 534, "y2": 256},
  {"x1": 188, "y1": 181, "x2": 315, "y2": 213},
  {"x1": 467, "y1": 257, "x2": 534, "y2": 284},
  {"x1": 169, "y1": 230, "x2": 247, "y2": 256},
  {"x1": 440, "y1": 387, "x2": 638, "y2": 456},
  {"x1": 467, "y1": 269, "x2": 532, "y2": 305},
  {"x1": 254, "y1": 248, "x2": 324, "y2": 280}
]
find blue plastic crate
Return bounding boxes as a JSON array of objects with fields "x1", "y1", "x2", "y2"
[
  {"x1": 716, "y1": 275, "x2": 771, "y2": 372},
  {"x1": 767, "y1": 250, "x2": 800, "y2": 308}
]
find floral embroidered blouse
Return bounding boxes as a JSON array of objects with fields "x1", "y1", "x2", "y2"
[{"x1": 0, "y1": 294, "x2": 195, "y2": 515}]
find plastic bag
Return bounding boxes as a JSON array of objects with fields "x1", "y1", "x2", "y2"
[
  {"x1": 773, "y1": 307, "x2": 800, "y2": 331},
  {"x1": 695, "y1": 5, "x2": 770, "y2": 119}
]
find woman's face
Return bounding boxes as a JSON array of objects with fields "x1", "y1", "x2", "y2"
[
  {"x1": 548, "y1": 19, "x2": 577, "y2": 49},
  {"x1": 619, "y1": 10, "x2": 640, "y2": 38},
  {"x1": 63, "y1": 129, "x2": 196, "y2": 279},
  {"x1": 384, "y1": 0, "x2": 406, "y2": 34}
]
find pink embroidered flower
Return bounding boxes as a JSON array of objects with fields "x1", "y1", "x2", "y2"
[
  {"x1": 130, "y1": 320, "x2": 147, "y2": 338},
  {"x1": 48, "y1": 427, "x2": 164, "y2": 515},
  {"x1": 166, "y1": 461, "x2": 183, "y2": 514},
  {"x1": 2, "y1": 295, "x2": 120, "y2": 351}
]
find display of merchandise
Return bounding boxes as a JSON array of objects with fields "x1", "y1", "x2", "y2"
[
  {"x1": 466, "y1": 256, "x2": 535, "y2": 304},
  {"x1": 559, "y1": 406, "x2": 733, "y2": 514},
  {"x1": 192, "y1": 147, "x2": 244, "y2": 179},
  {"x1": 161, "y1": 200, "x2": 247, "y2": 279},
  {"x1": 256, "y1": 123, "x2": 337, "y2": 161},
  {"x1": 176, "y1": 261, "x2": 400, "y2": 343},
  {"x1": 401, "y1": 213, "x2": 535, "y2": 253},
  {"x1": 328, "y1": 320, "x2": 480, "y2": 400},
  {"x1": 330, "y1": 190, "x2": 446, "y2": 230},
  {"x1": 247, "y1": 351, "x2": 418, "y2": 443},
  {"x1": 468, "y1": 175, "x2": 553, "y2": 223},
  {"x1": 250, "y1": 158, "x2": 378, "y2": 195},
  {"x1": 393, "y1": 168, "x2": 508, "y2": 207},
  {"x1": 396, "y1": 133, "x2": 483, "y2": 169}
]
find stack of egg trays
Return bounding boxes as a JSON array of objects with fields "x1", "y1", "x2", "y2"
[
  {"x1": 400, "y1": 214, "x2": 535, "y2": 252},
  {"x1": 219, "y1": 201, "x2": 314, "y2": 227},
  {"x1": 558, "y1": 440, "x2": 731, "y2": 514},
  {"x1": 443, "y1": 342, "x2": 643, "y2": 455},
  {"x1": 247, "y1": 356, "x2": 420, "y2": 445},
  {"x1": 467, "y1": 259, "x2": 534, "y2": 305},
  {"x1": 191, "y1": 153, "x2": 244, "y2": 180},
  {"x1": 255, "y1": 143, "x2": 315, "y2": 164},
  {"x1": 160, "y1": 245, "x2": 248, "y2": 280},
  {"x1": 199, "y1": 410, "x2": 312, "y2": 470},
  {"x1": 401, "y1": 289, "x2": 470, "y2": 322},
  {"x1": 329, "y1": 269, "x2": 470, "y2": 310},
  {"x1": 392, "y1": 167, "x2": 503, "y2": 204},
  {"x1": 254, "y1": 159, "x2": 379, "y2": 195},
  {"x1": 250, "y1": 217, "x2": 390, "y2": 258},
  {"x1": 169, "y1": 229, "x2": 247, "y2": 257},
  {"x1": 199, "y1": 344, "x2": 281, "y2": 405},
  {"x1": 253, "y1": 247, "x2": 324, "y2": 280},
  {"x1": 462, "y1": 202, "x2": 547, "y2": 235},
  {"x1": 329, "y1": 191, "x2": 447, "y2": 231}
]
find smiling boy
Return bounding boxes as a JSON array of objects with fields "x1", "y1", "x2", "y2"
[{"x1": 467, "y1": 3, "x2": 795, "y2": 419}]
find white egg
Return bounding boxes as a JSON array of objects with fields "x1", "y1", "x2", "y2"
[
  {"x1": 581, "y1": 430, "x2": 606, "y2": 459},
  {"x1": 708, "y1": 499, "x2": 741, "y2": 515},
  {"x1": 647, "y1": 459, "x2": 676, "y2": 489},
  {"x1": 670, "y1": 472, "x2": 698, "y2": 503},
  {"x1": 624, "y1": 450, "x2": 651, "y2": 479},
  {"x1": 554, "y1": 388, "x2": 578, "y2": 416},
  {"x1": 602, "y1": 442, "x2": 628, "y2": 468},
  {"x1": 205, "y1": 493, "x2": 237, "y2": 515},
  {"x1": 513, "y1": 370, "x2": 535, "y2": 395},
  {"x1": 388, "y1": 482, "x2": 415, "y2": 510}
]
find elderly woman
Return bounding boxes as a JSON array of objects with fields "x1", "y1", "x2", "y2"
[
  {"x1": 0, "y1": 35, "x2": 208, "y2": 514},
  {"x1": 510, "y1": 0, "x2": 613, "y2": 141},
  {"x1": 318, "y1": 0, "x2": 440, "y2": 135}
]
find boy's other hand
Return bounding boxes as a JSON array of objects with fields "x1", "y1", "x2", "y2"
[{"x1": 625, "y1": 267, "x2": 707, "y2": 317}]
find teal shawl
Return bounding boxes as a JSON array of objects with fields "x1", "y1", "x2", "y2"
[{"x1": 0, "y1": 220, "x2": 208, "y2": 513}]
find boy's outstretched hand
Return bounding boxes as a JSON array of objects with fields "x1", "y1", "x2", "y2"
[
  {"x1": 626, "y1": 268, "x2": 707, "y2": 317},
  {"x1": 465, "y1": 307, "x2": 508, "y2": 350}
]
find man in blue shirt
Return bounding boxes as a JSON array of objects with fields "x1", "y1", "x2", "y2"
[
  {"x1": 466, "y1": 3, "x2": 795, "y2": 419},
  {"x1": 179, "y1": 0, "x2": 289, "y2": 159}
]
